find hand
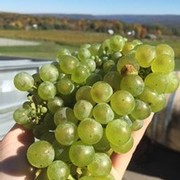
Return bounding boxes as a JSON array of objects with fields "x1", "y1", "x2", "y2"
[{"x1": 0, "y1": 113, "x2": 153, "y2": 180}]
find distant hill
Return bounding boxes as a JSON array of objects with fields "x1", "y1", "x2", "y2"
[{"x1": 33, "y1": 13, "x2": 180, "y2": 27}]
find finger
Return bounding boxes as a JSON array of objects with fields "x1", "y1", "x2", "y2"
[
  {"x1": 0, "y1": 124, "x2": 35, "y2": 180},
  {"x1": 111, "y1": 113, "x2": 154, "y2": 180}
]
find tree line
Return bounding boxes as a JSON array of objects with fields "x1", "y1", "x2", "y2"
[{"x1": 0, "y1": 12, "x2": 179, "y2": 38}]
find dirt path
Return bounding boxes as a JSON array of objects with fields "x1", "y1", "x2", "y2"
[{"x1": 0, "y1": 37, "x2": 40, "y2": 46}]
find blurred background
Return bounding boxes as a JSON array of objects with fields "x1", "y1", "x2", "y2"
[{"x1": 0, "y1": 0, "x2": 180, "y2": 179}]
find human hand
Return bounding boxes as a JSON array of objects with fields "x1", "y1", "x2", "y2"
[{"x1": 0, "y1": 113, "x2": 153, "y2": 180}]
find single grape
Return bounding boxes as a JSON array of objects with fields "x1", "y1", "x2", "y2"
[
  {"x1": 71, "y1": 65, "x2": 90, "y2": 84},
  {"x1": 109, "y1": 35, "x2": 125, "y2": 51},
  {"x1": 56, "y1": 77, "x2": 75, "y2": 95},
  {"x1": 78, "y1": 47, "x2": 91, "y2": 61},
  {"x1": 54, "y1": 107, "x2": 78, "y2": 126},
  {"x1": 78, "y1": 118, "x2": 103, "y2": 145},
  {"x1": 156, "y1": 43, "x2": 174, "y2": 58},
  {"x1": 55, "y1": 122, "x2": 78, "y2": 146},
  {"x1": 27, "y1": 140, "x2": 55, "y2": 168},
  {"x1": 93, "y1": 103, "x2": 114, "y2": 124},
  {"x1": 130, "y1": 99, "x2": 151, "y2": 120},
  {"x1": 144, "y1": 73, "x2": 168, "y2": 94},
  {"x1": 135, "y1": 44, "x2": 156, "y2": 68},
  {"x1": 117, "y1": 52, "x2": 139, "y2": 74},
  {"x1": 87, "y1": 153, "x2": 112, "y2": 177},
  {"x1": 82, "y1": 58, "x2": 96, "y2": 72},
  {"x1": 90, "y1": 81, "x2": 113, "y2": 103},
  {"x1": 122, "y1": 41, "x2": 135, "y2": 55},
  {"x1": 47, "y1": 96, "x2": 64, "y2": 113},
  {"x1": 38, "y1": 81, "x2": 56, "y2": 100},
  {"x1": 110, "y1": 136, "x2": 133, "y2": 154},
  {"x1": 73, "y1": 100, "x2": 93, "y2": 121},
  {"x1": 106, "y1": 119, "x2": 131, "y2": 146},
  {"x1": 165, "y1": 72, "x2": 180, "y2": 93},
  {"x1": 76, "y1": 85, "x2": 96, "y2": 106},
  {"x1": 13, "y1": 107, "x2": 30, "y2": 125},
  {"x1": 59, "y1": 55, "x2": 79, "y2": 74},
  {"x1": 69, "y1": 141, "x2": 95, "y2": 167},
  {"x1": 14, "y1": 72, "x2": 34, "y2": 91},
  {"x1": 47, "y1": 160, "x2": 70, "y2": 180},
  {"x1": 120, "y1": 74, "x2": 145, "y2": 97},
  {"x1": 39, "y1": 64, "x2": 59, "y2": 82},
  {"x1": 151, "y1": 54, "x2": 175, "y2": 73},
  {"x1": 110, "y1": 90, "x2": 135, "y2": 116},
  {"x1": 56, "y1": 48, "x2": 71, "y2": 61}
]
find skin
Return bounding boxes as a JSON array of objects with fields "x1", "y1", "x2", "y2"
[{"x1": 0, "y1": 113, "x2": 153, "y2": 180}]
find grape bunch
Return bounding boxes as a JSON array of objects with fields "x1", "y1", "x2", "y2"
[{"x1": 13, "y1": 35, "x2": 179, "y2": 180}]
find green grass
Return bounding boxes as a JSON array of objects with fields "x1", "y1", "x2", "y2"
[{"x1": 0, "y1": 30, "x2": 179, "y2": 70}]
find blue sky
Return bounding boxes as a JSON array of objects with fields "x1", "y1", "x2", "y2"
[{"x1": 0, "y1": 0, "x2": 180, "y2": 15}]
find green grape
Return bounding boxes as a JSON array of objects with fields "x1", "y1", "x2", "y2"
[
  {"x1": 86, "y1": 73, "x2": 102, "y2": 86},
  {"x1": 82, "y1": 58, "x2": 96, "y2": 72},
  {"x1": 87, "y1": 153, "x2": 112, "y2": 177},
  {"x1": 38, "y1": 81, "x2": 56, "y2": 100},
  {"x1": 47, "y1": 160, "x2": 70, "y2": 180},
  {"x1": 89, "y1": 43, "x2": 101, "y2": 56},
  {"x1": 132, "y1": 39, "x2": 142, "y2": 46},
  {"x1": 98, "y1": 38, "x2": 111, "y2": 55},
  {"x1": 150, "y1": 93, "x2": 167, "y2": 112},
  {"x1": 54, "y1": 107, "x2": 78, "y2": 126},
  {"x1": 165, "y1": 72, "x2": 180, "y2": 93},
  {"x1": 111, "y1": 51, "x2": 122, "y2": 63},
  {"x1": 151, "y1": 54, "x2": 174, "y2": 73},
  {"x1": 144, "y1": 73, "x2": 168, "y2": 94},
  {"x1": 73, "y1": 100, "x2": 93, "y2": 121},
  {"x1": 27, "y1": 140, "x2": 55, "y2": 168},
  {"x1": 13, "y1": 107, "x2": 30, "y2": 125},
  {"x1": 78, "y1": 47, "x2": 91, "y2": 61},
  {"x1": 55, "y1": 122, "x2": 78, "y2": 146},
  {"x1": 130, "y1": 99, "x2": 151, "y2": 120},
  {"x1": 120, "y1": 74, "x2": 144, "y2": 97},
  {"x1": 93, "y1": 129, "x2": 111, "y2": 152},
  {"x1": 103, "y1": 60, "x2": 115, "y2": 73},
  {"x1": 71, "y1": 65, "x2": 90, "y2": 84},
  {"x1": 110, "y1": 90, "x2": 135, "y2": 116},
  {"x1": 59, "y1": 55, "x2": 79, "y2": 74},
  {"x1": 103, "y1": 71, "x2": 122, "y2": 91},
  {"x1": 39, "y1": 64, "x2": 59, "y2": 82},
  {"x1": 122, "y1": 41, "x2": 135, "y2": 55},
  {"x1": 109, "y1": 35, "x2": 125, "y2": 51},
  {"x1": 135, "y1": 44, "x2": 156, "y2": 68},
  {"x1": 137, "y1": 86, "x2": 159, "y2": 105},
  {"x1": 110, "y1": 136, "x2": 133, "y2": 154},
  {"x1": 117, "y1": 52, "x2": 139, "y2": 74},
  {"x1": 90, "y1": 81, "x2": 113, "y2": 103},
  {"x1": 76, "y1": 85, "x2": 96, "y2": 106},
  {"x1": 56, "y1": 48, "x2": 71, "y2": 60},
  {"x1": 47, "y1": 96, "x2": 64, "y2": 113},
  {"x1": 78, "y1": 118, "x2": 103, "y2": 145},
  {"x1": 106, "y1": 119, "x2": 131, "y2": 146},
  {"x1": 130, "y1": 118, "x2": 144, "y2": 131},
  {"x1": 14, "y1": 72, "x2": 34, "y2": 91},
  {"x1": 56, "y1": 77, "x2": 75, "y2": 95},
  {"x1": 93, "y1": 103, "x2": 114, "y2": 124},
  {"x1": 69, "y1": 141, "x2": 95, "y2": 167},
  {"x1": 156, "y1": 43, "x2": 175, "y2": 58}
]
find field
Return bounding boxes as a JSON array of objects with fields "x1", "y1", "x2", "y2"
[{"x1": 0, "y1": 30, "x2": 179, "y2": 70}]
